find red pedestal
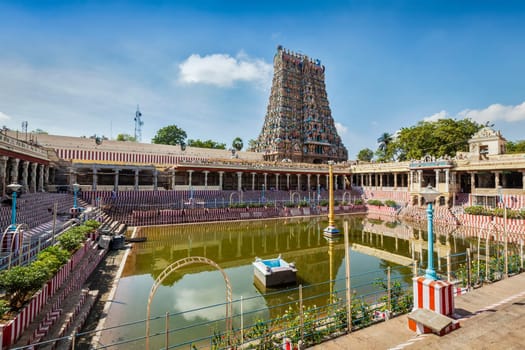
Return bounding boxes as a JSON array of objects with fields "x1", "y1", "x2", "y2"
[{"x1": 408, "y1": 276, "x2": 460, "y2": 335}]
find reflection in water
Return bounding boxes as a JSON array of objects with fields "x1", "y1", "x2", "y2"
[{"x1": 103, "y1": 215, "x2": 472, "y2": 349}]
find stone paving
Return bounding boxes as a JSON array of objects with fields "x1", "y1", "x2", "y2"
[{"x1": 309, "y1": 273, "x2": 525, "y2": 349}]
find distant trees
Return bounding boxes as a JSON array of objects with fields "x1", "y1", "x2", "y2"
[
  {"x1": 506, "y1": 140, "x2": 525, "y2": 154},
  {"x1": 375, "y1": 118, "x2": 483, "y2": 161},
  {"x1": 187, "y1": 139, "x2": 226, "y2": 149},
  {"x1": 357, "y1": 148, "x2": 374, "y2": 162},
  {"x1": 116, "y1": 133, "x2": 137, "y2": 142},
  {"x1": 152, "y1": 125, "x2": 187, "y2": 146}
]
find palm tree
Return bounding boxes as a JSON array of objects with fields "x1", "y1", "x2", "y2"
[
  {"x1": 232, "y1": 137, "x2": 243, "y2": 152},
  {"x1": 377, "y1": 132, "x2": 393, "y2": 152}
]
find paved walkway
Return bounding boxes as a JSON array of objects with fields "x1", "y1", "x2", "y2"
[{"x1": 310, "y1": 273, "x2": 525, "y2": 349}]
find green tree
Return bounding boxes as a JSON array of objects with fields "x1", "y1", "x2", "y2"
[
  {"x1": 506, "y1": 140, "x2": 525, "y2": 154},
  {"x1": 392, "y1": 118, "x2": 482, "y2": 160},
  {"x1": 357, "y1": 148, "x2": 374, "y2": 162},
  {"x1": 152, "y1": 125, "x2": 187, "y2": 146},
  {"x1": 187, "y1": 139, "x2": 226, "y2": 149},
  {"x1": 116, "y1": 133, "x2": 137, "y2": 142},
  {"x1": 232, "y1": 137, "x2": 243, "y2": 151}
]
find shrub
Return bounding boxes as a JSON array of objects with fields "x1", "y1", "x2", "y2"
[
  {"x1": 464, "y1": 206, "x2": 492, "y2": 216},
  {"x1": 319, "y1": 199, "x2": 329, "y2": 207},
  {"x1": 0, "y1": 265, "x2": 50, "y2": 308},
  {"x1": 57, "y1": 227, "x2": 88, "y2": 252},
  {"x1": 354, "y1": 199, "x2": 364, "y2": 205},
  {"x1": 0, "y1": 299, "x2": 10, "y2": 318},
  {"x1": 384, "y1": 200, "x2": 397, "y2": 208},
  {"x1": 367, "y1": 199, "x2": 383, "y2": 206},
  {"x1": 84, "y1": 219, "x2": 101, "y2": 229}
]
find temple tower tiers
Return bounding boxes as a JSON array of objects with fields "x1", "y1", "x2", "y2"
[{"x1": 255, "y1": 45, "x2": 348, "y2": 164}]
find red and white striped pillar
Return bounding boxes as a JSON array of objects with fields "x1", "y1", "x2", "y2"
[{"x1": 408, "y1": 276, "x2": 459, "y2": 334}]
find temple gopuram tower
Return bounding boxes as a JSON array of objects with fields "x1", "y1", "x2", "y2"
[{"x1": 255, "y1": 45, "x2": 348, "y2": 163}]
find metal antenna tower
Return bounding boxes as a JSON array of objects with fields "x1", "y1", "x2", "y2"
[{"x1": 134, "y1": 105, "x2": 144, "y2": 142}]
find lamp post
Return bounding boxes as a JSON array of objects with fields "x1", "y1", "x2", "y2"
[
  {"x1": 324, "y1": 161, "x2": 339, "y2": 235},
  {"x1": 421, "y1": 185, "x2": 440, "y2": 280},
  {"x1": 73, "y1": 183, "x2": 80, "y2": 209},
  {"x1": 8, "y1": 183, "x2": 22, "y2": 230},
  {"x1": 497, "y1": 186, "x2": 508, "y2": 277}
]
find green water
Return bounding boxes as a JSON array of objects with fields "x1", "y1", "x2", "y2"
[{"x1": 99, "y1": 215, "x2": 470, "y2": 349}]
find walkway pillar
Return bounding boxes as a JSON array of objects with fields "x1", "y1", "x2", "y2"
[
  {"x1": 219, "y1": 171, "x2": 224, "y2": 190},
  {"x1": 92, "y1": 166, "x2": 98, "y2": 191},
  {"x1": 21, "y1": 160, "x2": 29, "y2": 193},
  {"x1": 134, "y1": 169, "x2": 139, "y2": 190},
  {"x1": 204, "y1": 171, "x2": 209, "y2": 188},
  {"x1": 30, "y1": 162, "x2": 37, "y2": 193},
  {"x1": 114, "y1": 169, "x2": 120, "y2": 191},
  {"x1": 237, "y1": 171, "x2": 243, "y2": 191}
]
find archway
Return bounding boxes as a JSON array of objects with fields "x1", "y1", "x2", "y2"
[{"x1": 145, "y1": 256, "x2": 232, "y2": 350}]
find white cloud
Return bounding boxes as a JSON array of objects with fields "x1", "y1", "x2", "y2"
[
  {"x1": 0, "y1": 112, "x2": 11, "y2": 122},
  {"x1": 178, "y1": 53, "x2": 272, "y2": 87},
  {"x1": 458, "y1": 101, "x2": 525, "y2": 123},
  {"x1": 335, "y1": 122, "x2": 348, "y2": 135},
  {"x1": 424, "y1": 101, "x2": 525, "y2": 124},
  {"x1": 424, "y1": 110, "x2": 450, "y2": 122}
]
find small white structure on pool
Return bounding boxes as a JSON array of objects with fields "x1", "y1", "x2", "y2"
[{"x1": 253, "y1": 255, "x2": 297, "y2": 288}]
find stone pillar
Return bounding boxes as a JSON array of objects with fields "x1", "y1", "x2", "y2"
[
  {"x1": 297, "y1": 174, "x2": 301, "y2": 191},
  {"x1": 251, "y1": 172, "x2": 256, "y2": 191},
  {"x1": 470, "y1": 172, "x2": 476, "y2": 193},
  {"x1": 30, "y1": 162, "x2": 37, "y2": 193},
  {"x1": 394, "y1": 172, "x2": 398, "y2": 189},
  {"x1": 44, "y1": 166, "x2": 50, "y2": 189},
  {"x1": 263, "y1": 173, "x2": 268, "y2": 190},
  {"x1": 153, "y1": 168, "x2": 158, "y2": 190},
  {"x1": 417, "y1": 170, "x2": 423, "y2": 192},
  {"x1": 435, "y1": 169, "x2": 440, "y2": 188},
  {"x1": 286, "y1": 173, "x2": 290, "y2": 190},
  {"x1": 92, "y1": 167, "x2": 98, "y2": 191},
  {"x1": 237, "y1": 171, "x2": 243, "y2": 191},
  {"x1": 0, "y1": 156, "x2": 7, "y2": 195},
  {"x1": 523, "y1": 171, "x2": 525, "y2": 191},
  {"x1": 326, "y1": 174, "x2": 329, "y2": 189},
  {"x1": 275, "y1": 174, "x2": 280, "y2": 190},
  {"x1": 171, "y1": 170, "x2": 176, "y2": 190},
  {"x1": 38, "y1": 164, "x2": 45, "y2": 192},
  {"x1": 334, "y1": 175, "x2": 338, "y2": 190},
  {"x1": 21, "y1": 160, "x2": 29, "y2": 193},
  {"x1": 445, "y1": 169, "x2": 450, "y2": 193},
  {"x1": 10, "y1": 158, "x2": 19, "y2": 184},
  {"x1": 307, "y1": 174, "x2": 311, "y2": 191},
  {"x1": 379, "y1": 173, "x2": 383, "y2": 189},
  {"x1": 188, "y1": 170, "x2": 193, "y2": 187},
  {"x1": 204, "y1": 171, "x2": 209, "y2": 188},
  {"x1": 134, "y1": 169, "x2": 139, "y2": 190},
  {"x1": 114, "y1": 169, "x2": 120, "y2": 190},
  {"x1": 494, "y1": 171, "x2": 500, "y2": 188},
  {"x1": 368, "y1": 173, "x2": 372, "y2": 187},
  {"x1": 219, "y1": 171, "x2": 224, "y2": 190},
  {"x1": 316, "y1": 174, "x2": 320, "y2": 190}
]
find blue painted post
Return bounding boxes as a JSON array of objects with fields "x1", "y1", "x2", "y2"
[
  {"x1": 425, "y1": 202, "x2": 437, "y2": 280},
  {"x1": 73, "y1": 187, "x2": 78, "y2": 209},
  {"x1": 10, "y1": 191, "x2": 17, "y2": 230}
]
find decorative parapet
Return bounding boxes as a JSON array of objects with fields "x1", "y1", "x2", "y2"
[
  {"x1": 409, "y1": 159, "x2": 454, "y2": 169},
  {"x1": 0, "y1": 133, "x2": 49, "y2": 161}
]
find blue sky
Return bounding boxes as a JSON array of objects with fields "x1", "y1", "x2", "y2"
[{"x1": 1, "y1": 1, "x2": 525, "y2": 158}]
